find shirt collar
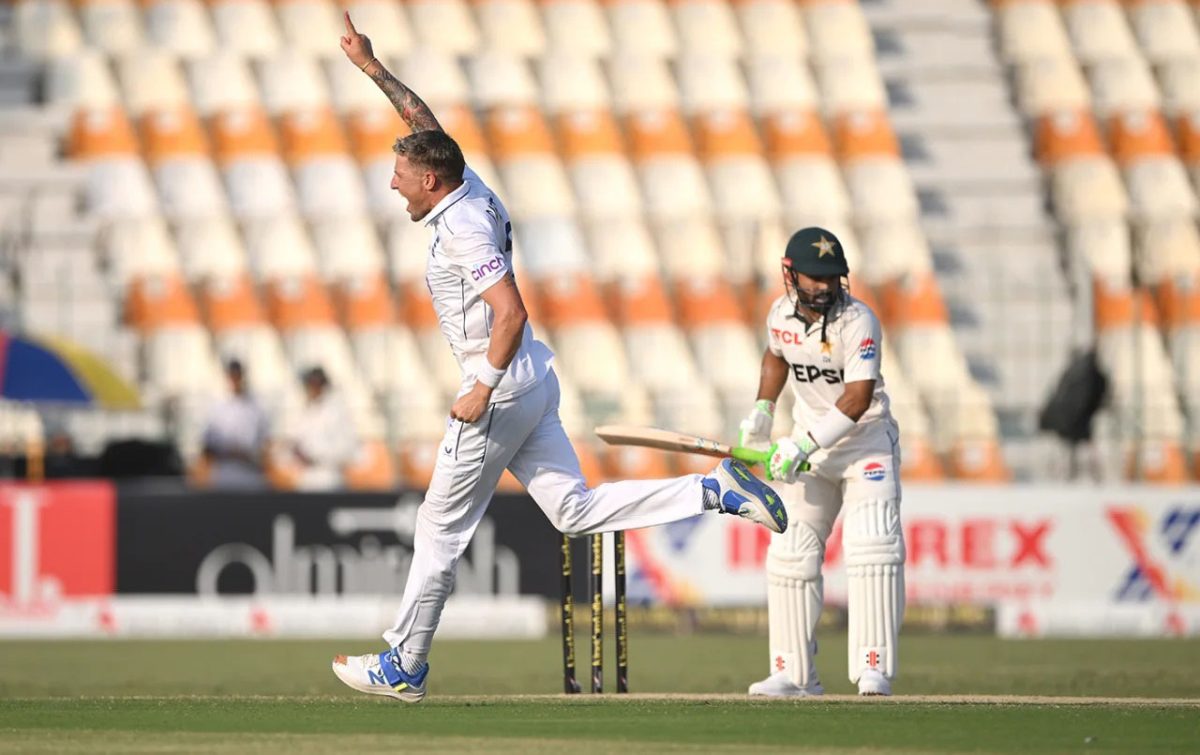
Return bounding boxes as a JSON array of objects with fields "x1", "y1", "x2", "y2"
[{"x1": 423, "y1": 176, "x2": 472, "y2": 227}]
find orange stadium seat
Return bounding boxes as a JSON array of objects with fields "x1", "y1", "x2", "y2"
[
  {"x1": 265, "y1": 274, "x2": 338, "y2": 331},
  {"x1": 201, "y1": 274, "x2": 267, "y2": 333},
  {"x1": 1034, "y1": 109, "x2": 1106, "y2": 166},
  {"x1": 336, "y1": 273, "x2": 396, "y2": 331},
  {"x1": 833, "y1": 109, "x2": 901, "y2": 163},
  {"x1": 125, "y1": 272, "x2": 201, "y2": 331},
  {"x1": 1108, "y1": 110, "x2": 1176, "y2": 166},
  {"x1": 210, "y1": 106, "x2": 298, "y2": 219},
  {"x1": 344, "y1": 438, "x2": 399, "y2": 490},
  {"x1": 68, "y1": 106, "x2": 139, "y2": 159}
]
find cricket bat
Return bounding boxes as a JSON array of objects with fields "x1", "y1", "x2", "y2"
[{"x1": 593, "y1": 425, "x2": 770, "y2": 465}]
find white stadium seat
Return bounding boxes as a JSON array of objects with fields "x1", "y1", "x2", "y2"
[
  {"x1": 143, "y1": 0, "x2": 215, "y2": 58},
  {"x1": 539, "y1": 55, "x2": 612, "y2": 114},
  {"x1": 736, "y1": 0, "x2": 807, "y2": 58},
  {"x1": 468, "y1": 51, "x2": 539, "y2": 109},
  {"x1": 1088, "y1": 57, "x2": 1161, "y2": 118},
  {"x1": 995, "y1": 0, "x2": 1074, "y2": 63},
  {"x1": 746, "y1": 56, "x2": 819, "y2": 115},
  {"x1": 1062, "y1": 0, "x2": 1138, "y2": 65},
  {"x1": 475, "y1": 0, "x2": 547, "y2": 57},
  {"x1": 541, "y1": 0, "x2": 611, "y2": 57},
  {"x1": 187, "y1": 54, "x2": 262, "y2": 116},
  {"x1": 672, "y1": 0, "x2": 743, "y2": 59},
  {"x1": 79, "y1": 0, "x2": 145, "y2": 55},
  {"x1": 802, "y1": 0, "x2": 874, "y2": 61},
  {"x1": 1129, "y1": 0, "x2": 1200, "y2": 64},
  {"x1": 606, "y1": 0, "x2": 678, "y2": 58},
  {"x1": 406, "y1": 0, "x2": 480, "y2": 55},
  {"x1": 209, "y1": 0, "x2": 282, "y2": 58},
  {"x1": 276, "y1": 0, "x2": 343, "y2": 58}
]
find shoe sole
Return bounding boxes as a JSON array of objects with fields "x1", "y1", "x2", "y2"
[
  {"x1": 331, "y1": 658, "x2": 426, "y2": 703},
  {"x1": 720, "y1": 460, "x2": 788, "y2": 533}
]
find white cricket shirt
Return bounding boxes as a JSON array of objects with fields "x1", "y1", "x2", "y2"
[
  {"x1": 765, "y1": 293, "x2": 893, "y2": 439},
  {"x1": 424, "y1": 166, "x2": 553, "y2": 401}
]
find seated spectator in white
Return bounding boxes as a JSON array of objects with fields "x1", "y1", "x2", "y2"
[
  {"x1": 289, "y1": 366, "x2": 359, "y2": 491},
  {"x1": 201, "y1": 359, "x2": 270, "y2": 489}
]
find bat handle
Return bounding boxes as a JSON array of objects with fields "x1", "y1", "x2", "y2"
[
  {"x1": 731, "y1": 447, "x2": 769, "y2": 465},
  {"x1": 731, "y1": 447, "x2": 812, "y2": 473}
]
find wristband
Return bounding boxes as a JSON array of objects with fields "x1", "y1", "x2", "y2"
[
  {"x1": 807, "y1": 407, "x2": 857, "y2": 449},
  {"x1": 360, "y1": 57, "x2": 377, "y2": 72},
  {"x1": 477, "y1": 360, "x2": 505, "y2": 389},
  {"x1": 754, "y1": 399, "x2": 775, "y2": 417}
]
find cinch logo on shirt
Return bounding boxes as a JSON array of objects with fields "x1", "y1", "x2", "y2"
[
  {"x1": 771, "y1": 328, "x2": 804, "y2": 345},
  {"x1": 791, "y1": 363, "x2": 844, "y2": 384},
  {"x1": 471, "y1": 256, "x2": 506, "y2": 281},
  {"x1": 858, "y1": 338, "x2": 877, "y2": 360}
]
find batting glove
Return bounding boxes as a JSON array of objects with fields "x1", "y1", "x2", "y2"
[
  {"x1": 738, "y1": 400, "x2": 775, "y2": 451},
  {"x1": 766, "y1": 436, "x2": 816, "y2": 484}
]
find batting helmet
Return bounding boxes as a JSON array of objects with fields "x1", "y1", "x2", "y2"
[{"x1": 781, "y1": 227, "x2": 849, "y2": 317}]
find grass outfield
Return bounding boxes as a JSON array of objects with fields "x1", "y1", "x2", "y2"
[{"x1": 1, "y1": 634, "x2": 1197, "y2": 752}]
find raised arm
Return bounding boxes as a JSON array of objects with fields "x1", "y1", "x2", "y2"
[{"x1": 339, "y1": 12, "x2": 442, "y2": 133}]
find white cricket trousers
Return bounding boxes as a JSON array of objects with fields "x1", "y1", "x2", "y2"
[{"x1": 383, "y1": 369, "x2": 704, "y2": 653}]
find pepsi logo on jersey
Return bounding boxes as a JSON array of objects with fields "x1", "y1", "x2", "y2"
[
  {"x1": 858, "y1": 338, "x2": 877, "y2": 360},
  {"x1": 471, "y1": 256, "x2": 506, "y2": 281},
  {"x1": 791, "y1": 363, "x2": 845, "y2": 384},
  {"x1": 863, "y1": 462, "x2": 887, "y2": 481}
]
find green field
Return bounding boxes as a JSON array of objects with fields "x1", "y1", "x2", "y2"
[{"x1": 2, "y1": 634, "x2": 1197, "y2": 753}]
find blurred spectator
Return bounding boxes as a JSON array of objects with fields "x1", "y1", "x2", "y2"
[
  {"x1": 200, "y1": 359, "x2": 270, "y2": 489},
  {"x1": 288, "y1": 366, "x2": 359, "y2": 491},
  {"x1": 42, "y1": 421, "x2": 99, "y2": 479}
]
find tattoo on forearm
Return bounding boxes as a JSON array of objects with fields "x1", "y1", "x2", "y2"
[{"x1": 369, "y1": 67, "x2": 441, "y2": 132}]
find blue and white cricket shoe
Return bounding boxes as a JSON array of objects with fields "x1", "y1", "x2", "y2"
[
  {"x1": 704, "y1": 458, "x2": 788, "y2": 533},
  {"x1": 332, "y1": 648, "x2": 428, "y2": 703}
]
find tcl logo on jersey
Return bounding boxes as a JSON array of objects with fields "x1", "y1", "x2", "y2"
[
  {"x1": 771, "y1": 328, "x2": 804, "y2": 345},
  {"x1": 791, "y1": 363, "x2": 844, "y2": 384},
  {"x1": 858, "y1": 338, "x2": 877, "y2": 360},
  {"x1": 470, "y1": 256, "x2": 505, "y2": 281},
  {"x1": 0, "y1": 482, "x2": 115, "y2": 607}
]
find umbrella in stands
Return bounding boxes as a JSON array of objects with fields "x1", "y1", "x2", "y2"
[{"x1": 0, "y1": 330, "x2": 140, "y2": 408}]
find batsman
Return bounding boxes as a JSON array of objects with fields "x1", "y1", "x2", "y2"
[{"x1": 740, "y1": 227, "x2": 905, "y2": 697}]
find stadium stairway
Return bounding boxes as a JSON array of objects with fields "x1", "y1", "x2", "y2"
[{"x1": 863, "y1": 0, "x2": 1077, "y2": 479}]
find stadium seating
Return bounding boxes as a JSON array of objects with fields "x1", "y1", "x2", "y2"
[{"x1": 16, "y1": 0, "x2": 1200, "y2": 485}]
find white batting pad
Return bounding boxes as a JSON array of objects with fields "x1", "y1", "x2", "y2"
[
  {"x1": 842, "y1": 497, "x2": 905, "y2": 681},
  {"x1": 766, "y1": 520, "x2": 824, "y2": 687}
]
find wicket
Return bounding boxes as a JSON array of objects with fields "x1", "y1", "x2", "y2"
[{"x1": 559, "y1": 531, "x2": 628, "y2": 694}]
